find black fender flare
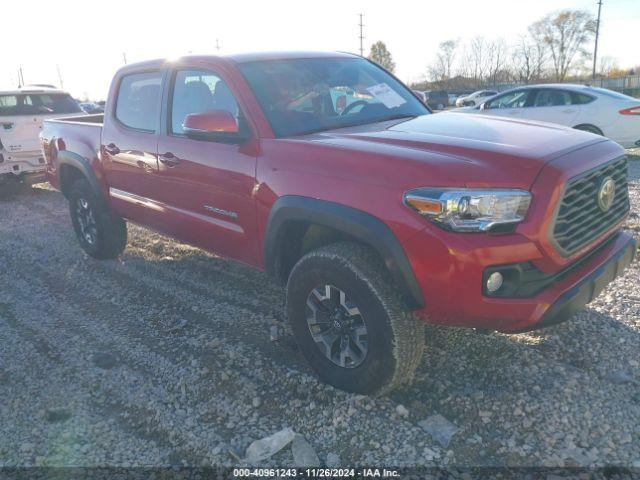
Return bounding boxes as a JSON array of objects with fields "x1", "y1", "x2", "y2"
[
  {"x1": 264, "y1": 196, "x2": 424, "y2": 310},
  {"x1": 57, "y1": 151, "x2": 107, "y2": 208}
]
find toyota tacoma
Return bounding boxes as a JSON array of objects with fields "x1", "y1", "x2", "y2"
[{"x1": 40, "y1": 52, "x2": 636, "y2": 394}]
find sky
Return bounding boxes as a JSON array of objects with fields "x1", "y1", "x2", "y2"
[{"x1": 2, "y1": 0, "x2": 638, "y2": 100}]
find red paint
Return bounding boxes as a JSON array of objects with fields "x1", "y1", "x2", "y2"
[
  {"x1": 183, "y1": 111, "x2": 238, "y2": 133},
  {"x1": 42, "y1": 53, "x2": 633, "y2": 333}
]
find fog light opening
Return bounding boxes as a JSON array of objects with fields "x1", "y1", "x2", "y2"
[{"x1": 486, "y1": 272, "x2": 504, "y2": 293}]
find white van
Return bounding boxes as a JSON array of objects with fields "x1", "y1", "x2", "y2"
[{"x1": 0, "y1": 87, "x2": 83, "y2": 186}]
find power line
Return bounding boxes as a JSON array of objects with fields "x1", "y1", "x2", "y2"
[
  {"x1": 358, "y1": 13, "x2": 365, "y2": 57},
  {"x1": 593, "y1": 0, "x2": 603, "y2": 80}
]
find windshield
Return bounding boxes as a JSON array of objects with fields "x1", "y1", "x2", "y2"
[
  {"x1": 0, "y1": 93, "x2": 82, "y2": 116},
  {"x1": 238, "y1": 57, "x2": 429, "y2": 137}
]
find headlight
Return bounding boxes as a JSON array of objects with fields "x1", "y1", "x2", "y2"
[{"x1": 404, "y1": 188, "x2": 531, "y2": 232}]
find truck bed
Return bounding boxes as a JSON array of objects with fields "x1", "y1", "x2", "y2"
[
  {"x1": 46, "y1": 113, "x2": 104, "y2": 126},
  {"x1": 41, "y1": 114, "x2": 104, "y2": 191}
]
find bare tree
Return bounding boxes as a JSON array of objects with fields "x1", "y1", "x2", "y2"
[
  {"x1": 368, "y1": 41, "x2": 396, "y2": 73},
  {"x1": 485, "y1": 39, "x2": 508, "y2": 86},
  {"x1": 467, "y1": 36, "x2": 487, "y2": 86},
  {"x1": 530, "y1": 10, "x2": 596, "y2": 81},
  {"x1": 428, "y1": 40, "x2": 458, "y2": 82},
  {"x1": 598, "y1": 56, "x2": 619, "y2": 77},
  {"x1": 512, "y1": 32, "x2": 549, "y2": 83}
]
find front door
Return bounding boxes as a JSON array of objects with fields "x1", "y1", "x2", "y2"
[
  {"x1": 154, "y1": 66, "x2": 259, "y2": 266},
  {"x1": 482, "y1": 89, "x2": 531, "y2": 119}
]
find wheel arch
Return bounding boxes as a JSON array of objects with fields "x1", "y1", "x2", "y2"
[
  {"x1": 264, "y1": 196, "x2": 425, "y2": 310},
  {"x1": 57, "y1": 151, "x2": 107, "y2": 208},
  {"x1": 573, "y1": 123, "x2": 604, "y2": 136}
]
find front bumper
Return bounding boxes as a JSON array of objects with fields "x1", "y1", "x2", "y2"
[
  {"x1": 408, "y1": 230, "x2": 636, "y2": 332},
  {"x1": 526, "y1": 234, "x2": 636, "y2": 331}
]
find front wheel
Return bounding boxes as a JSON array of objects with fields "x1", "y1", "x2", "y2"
[
  {"x1": 286, "y1": 242, "x2": 425, "y2": 395},
  {"x1": 69, "y1": 179, "x2": 127, "y2": 259}
]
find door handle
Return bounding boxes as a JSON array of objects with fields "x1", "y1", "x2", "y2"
[
  {"x1": 159, "y1": 152, "x2": 180, "y2": 167},
  {"x1": 104, "y1": 143, "x2": 120, "y2": 156},
  {"x1": 562, "y1": 109, "x2": 576, "y2": 114},
  {"x1": 136, "y1": 160, "x2": 154, "y2": 172}
]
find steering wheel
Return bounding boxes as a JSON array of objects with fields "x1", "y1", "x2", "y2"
[{"x1": 341, "y1": 100, "x2": 369, "y2": 116}]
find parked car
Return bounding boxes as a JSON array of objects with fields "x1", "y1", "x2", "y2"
[
  {"x1": 412, "y1": 90, "x2": 428, "y2": 104},
  {"x1": 424, "y1": 90, "x2": 449, "y2": 109},
  {"x1": 80, "y1": 102, "x2": 105, "y2": 114},
  {"x1": 0, "y1": 87, "x2": 83, "y2": 186},
  {"x1": 41, "y1": 52, "x2": 635, "y2": 394},
  {"x1": 459, "y1": 84, "x2": 640, "y2": 149},
  {"x1": 455, "y1": 89, "x2": 498, "y2": 107}
]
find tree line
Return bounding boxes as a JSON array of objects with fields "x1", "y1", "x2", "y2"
[{"x1": 367, "y1": 9, "x2": 638, "y2": 93}]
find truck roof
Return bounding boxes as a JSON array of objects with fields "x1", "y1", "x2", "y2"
[{"x1": 118, "y1": 51, "x2": 360, "y2": 72}]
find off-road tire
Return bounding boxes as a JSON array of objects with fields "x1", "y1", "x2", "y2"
[
  {"x1": 69, "y1": 179, "x2": 127, "y2": 259},
  {"x1": 286, "y1": 242, "x2": 425, "y2": 395}
]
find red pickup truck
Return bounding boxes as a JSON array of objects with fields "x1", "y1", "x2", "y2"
[{"x1": 41, "y1": 52, "x2": 635, "y2": 394}]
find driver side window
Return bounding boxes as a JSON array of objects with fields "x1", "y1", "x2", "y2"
[
  {"x1": 171, "y1": 70, "x2": 240, "y2": 135},
  {"x1": 485, "y1": 90, "x2": 529, "y2": 109}
]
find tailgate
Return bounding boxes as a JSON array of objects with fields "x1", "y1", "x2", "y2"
[{"x1": 0, "y1": 116, "x2": 44, "y2": 153}]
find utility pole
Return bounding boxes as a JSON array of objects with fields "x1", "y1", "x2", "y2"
[
  {"x1": 358, "y1": 14, "x2": 364, "y2": 57},
  {"x1": 56, "y1": 64, "x2": 64, "y2": 90},
  {"x1": 123, "y1": 52, "x2": 128, "y2": 65},
  {"x1": 215, "y1": 39, "x2": 221, "y2": 52},
  {"x1": 592, "y1": 0, "x2": 603, "y2": 80},
  {"x1": 18, "y1": 67, "x2": 25, "y2": 87}
]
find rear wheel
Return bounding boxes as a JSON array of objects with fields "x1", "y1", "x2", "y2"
[
  {"x1": 574, "y1": 124, "x2": 604, "y2": 136},
  {"x1": 286, "y1": 242, "x2": 425, "y2": 395},
  {"x1": 69, "y1": 179, "x2": 127, "y2": 259}
]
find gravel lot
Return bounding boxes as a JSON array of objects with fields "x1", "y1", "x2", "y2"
[{"x1": 0, "y1": 151, "x2": 638, "y2": 469}]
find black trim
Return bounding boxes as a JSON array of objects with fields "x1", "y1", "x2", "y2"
[
  {"x1": 57, "y1": 151, "x2": 107, "y2": 208},
  {"x1": 483, "y1": 232, "x2": 621, "y2": 298},
  {"x1": 264, "y1": 196, "x2": 424, "y2": 310},
  {"x1": 516, "y1": 236, "x2": 637, "y2": 332}
]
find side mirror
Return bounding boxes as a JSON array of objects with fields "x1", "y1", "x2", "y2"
[
  {"x1": 479, "y1": 103, "x2": 486, "y2": 111},
  {"x1": 183, "y1": 110, "x2": 249, "y2": 143}
]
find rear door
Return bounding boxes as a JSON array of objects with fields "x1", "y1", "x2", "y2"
[
  {"x1": 153, "y1": 63, "x2": 259, "y2": 265},
  {"x1": 101, "y1": 70, "x2": 166, "y2": 229},
  {"x1": 520, "y1": 88, "x2": 581, "y2": 126}
]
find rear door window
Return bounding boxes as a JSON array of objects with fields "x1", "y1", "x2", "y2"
[
  {"x1": 533, "y1": 89, "x2": 572, "y2": 107},
  {"x1": 115, "y1": 72, "x2": 163, "y2": 132}
]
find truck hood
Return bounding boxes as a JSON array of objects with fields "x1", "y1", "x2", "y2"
[{"x1": 301, "y1": 112, "x2": 606, "y2": 190}]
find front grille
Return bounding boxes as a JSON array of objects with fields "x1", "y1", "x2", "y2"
[{"x1": 551, "y1": 157, "x2": 629, "y2": 256}]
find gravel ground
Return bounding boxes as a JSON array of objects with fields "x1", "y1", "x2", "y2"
[{"x1": 0, "y1": 150, "x2": 638, "y2": 469}]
